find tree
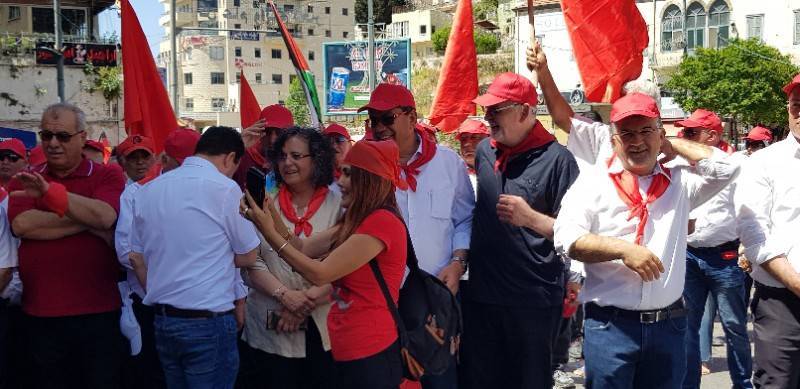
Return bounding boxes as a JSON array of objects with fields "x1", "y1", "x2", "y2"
[
  {"x1": 286, "y1": 77, "x2": 310, "y2": 126},
  {"x1": 666, "y1": 38, "x2": 799, "y2": 127},
  {"x1": 473, "y1": 0, "x2": 499, "y2": 21},
  {"x1": 432, "y1": 26, "x2": 499, "y2": 55},
  {"x1": 432, "y1": 26, "x2": 451, "y2": 53},
  {"x1": 355, "y1": 0, "x2": 407, "y2": 25}
]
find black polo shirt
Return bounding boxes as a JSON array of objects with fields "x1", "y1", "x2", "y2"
[{"x1": 466, "y1": 137, "x2": 579, "y2": 308}]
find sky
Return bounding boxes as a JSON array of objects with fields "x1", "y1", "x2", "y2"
[{"x1": 98, "y1": 0, "x2": 164, "y2": 58}]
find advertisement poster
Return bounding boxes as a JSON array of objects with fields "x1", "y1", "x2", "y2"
[
  {"x1": 322, "y1": 39, "x2": 411, "y2": 115},
  {"x1": 36, "y1": 42, "x2": 118, "y2": 67}
]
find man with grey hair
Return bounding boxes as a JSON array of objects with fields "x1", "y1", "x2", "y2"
[{"x1": 8, "y1": 102, "x2": 126, "y2": 388}]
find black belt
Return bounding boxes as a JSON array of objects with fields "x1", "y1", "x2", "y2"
[
  {"x1": 586, "y1": 298, "x2": 687, "y2": 324},
  {"x1": 153, "y1": 304, "x2": 234, "y2": 319},
  {"x1": 688, "y1": 239, "x2": 740, "y2": 253}
]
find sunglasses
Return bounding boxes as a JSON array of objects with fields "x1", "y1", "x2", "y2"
[
  {"x1": 483, "y1": 103, "x2": 520, "y2": 119},
  {"x1": 331, "y1": 135, "x2": 349, "y2": 144},
  {"x1": 681, "y1": 128, "x2": 708, "y2": 138},
  {"x1": 368, "y1": 109, "x2": 411, "y2": 127},
  {"x1": 0, "y1": 153, "x2": 21, "y2": 163},
  {"x1": 39, "y1": 130, "x2": 84, "y2": 143}
]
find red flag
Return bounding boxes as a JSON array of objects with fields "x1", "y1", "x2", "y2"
[
  {"x1": 427, "y1": 0, "x2": 478, "y2": 133},
  {"x1": 239, "y1": 70, "x2": 261, "y2": 128},
  {"x1": 561, "y1": 0, "x2": 649, "y2": 103},
  {"x1": 121, "y1": 0, "x2": 176, "y2": 153}
]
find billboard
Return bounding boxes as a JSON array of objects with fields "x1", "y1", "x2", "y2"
[
  {"x1": 322, "y1": 39, "x2": 411, "y2": 115},
  {"x1": 36, "y1": 42, "x2": 118, "y2": 67}
]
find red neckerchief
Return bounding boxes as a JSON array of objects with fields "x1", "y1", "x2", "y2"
[
  {"x1": 717, "y1": 140, "x2": 734, "y2": 155},
  {"x1": 490, "y1": 120, "x2": 555, "y2": 173},
  {"x1": 245, "y1": 140, "x2": 268, "y2": 169},
  {"x1": 400, "y1": 128, "x2": 437, "y2": 192},
  {"x1": 606, "y1": 154, "x2": 672, "y2": 245},
  {"x1": 278, "y1": 186, "x2": 329, "y2": 236}
]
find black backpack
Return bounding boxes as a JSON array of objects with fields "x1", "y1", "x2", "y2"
[{"x1": 369, "y1": 223, "x2": 463, "y2": 381}]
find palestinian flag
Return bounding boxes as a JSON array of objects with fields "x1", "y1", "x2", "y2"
[{"x1": 268, "y1": 1, "x2": 322, "y2": 128}]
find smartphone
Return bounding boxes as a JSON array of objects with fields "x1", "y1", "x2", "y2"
[
  {"x1": 265, "y1": 309, "x2": 308, "y2": 331},
  {"x1": 246, "y1": 166, "x2": 266, "y2": 206},
  {"x1": 265, "y1": 171, "x2": 279, "y2": 196}
]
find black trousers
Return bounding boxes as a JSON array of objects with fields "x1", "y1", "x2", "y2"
[
  {"x1": 335, "y1": 341, "x2": 402, "y2": 389},
  {"x1": 459, "y1": 300, "x2": 562, "y2": 389},
  {"x1": 752, "y1": 283, "x2": 800, "y2": 389},
  {"x1": 239, "y1": 318, "x2": 336, "y2": 389},
  {"x1": 121, "y1": 295, "x2": 166, "y2": 389},
  {"x1": 26, "y1": 311, "x2": 125, "y2": 389}
]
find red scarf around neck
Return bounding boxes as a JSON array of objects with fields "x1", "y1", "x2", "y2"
[
  {"x1": 278, "y1": 186, "x2": 329, "y2": 236},
  {"x1": 490, "y1": 120, "x2": 555, "y2": 173},
  {"x1": 606, "y1": 154, "x2": 672, "y2": 245},
  {"x1": 717, "y1": 140, "x2": 734, "y2": 155},
  {"x1": 400, "y1": 128, "x2": 437, "y2": 192}
]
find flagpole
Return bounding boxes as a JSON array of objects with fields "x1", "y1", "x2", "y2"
[
  {"x1": 367, "y1": 0, "x2": 376, "y2": 91},
  {"x1": 527, "y1": 0, "x2": 537, "y2": 87},
  {"x1": 170, "y1": 0, "x2": 180, "y2": 115}
]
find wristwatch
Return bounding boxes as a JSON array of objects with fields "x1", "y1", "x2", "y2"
[{"x1": 452, "y1": 255, "x2": 468, "y2": 274}]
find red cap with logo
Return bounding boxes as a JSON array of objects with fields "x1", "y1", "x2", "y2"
[
  {"x1": 343, "y1": 140, "x2": 408, "y2": 190},
  {"x1": 357, "y1": 83, "x2": 416, "y2": 112},
  {"x1": 259, "y1": 105, "x2": 294, "y2": 129},
  {"x1": 323, "y1": 123, "x2": 351, "y2": 140},
  {"x1": 473, "y1": 73, "x2": 538, "y2": 107},
  {"x1": 783, "y1": 73, "x2": 800, "y2": 96},
  {"x1": 744, "y1": 126, "x2": 773, "y2": 142},
  {"x1": 84, "y1": 139, "x2": 105, "y2": 152},
  {"x1": 117, "y1": 135, "x2": 155, "y2": 157},
  {"x1": 610, "y1": 93, "x2": 661, "y2": 122},
  {"x1": 456, "y1": 119, "x2": 490, "y2": 140},
  {"x1": 164, "y1": 129, "x2": 201, "y2": 164},
  {"x1": 675, "y1": 109, "x2": 723, "y2": 133},
  {"x1": 0, "y1": 138, "x2": 27, "y2": 159}
]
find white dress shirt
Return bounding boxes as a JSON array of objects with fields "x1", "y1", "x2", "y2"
[
  {"x1": 554, "y1": 155, "x2": 740, "y2": 310},
  {"x1": 131, "y1": 157, "x2": 260, "y2": 312},
  {"x1": 735, "y1": 135, "x2": 800, "y2": 288},
  {"x1": 395, "y1": 140, "x2": 475, "y2": 276},
  {"x1": 0, "y1": 195, "x2": 20, "y2": 303},
  {"x1": 116, "y1": 181, "x2": 146, "y2": 298}
]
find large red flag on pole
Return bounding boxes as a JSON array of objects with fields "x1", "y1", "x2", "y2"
[
  {"x1": 561, "y1": 0, "x2": 649, "y2": 103},
  {"x1": 121, "y1": 0, "x2": 176, "y2": 153},
  {"x1": 427, "y1": 0, "x2": 478, "y2": 132},
  {"x1": 239, "y1": 70, "x2": 261, "y2": 128}
]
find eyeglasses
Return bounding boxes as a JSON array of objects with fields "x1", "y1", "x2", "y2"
[
  {"x1": 368, "y1": 109, "x2": 411, "y2": 127},
  {"x1": 278, "y1": 152, "x2": 311, "y2": 162},
  {"x1": 0, "y1": 154, "x2": 21, "y2": 163},
  {"x1": 39, "y1": 130, "x2": 84, "y2": 143},
  {"x1": 681, "y1": 128, "x2": 708, "y2": 138},
  {"x1": 614, "y1": 127, "x2": 660, "y2": 142},
  {"x1": 484, "y1": 103, "x2": 520, "y2": 119}
]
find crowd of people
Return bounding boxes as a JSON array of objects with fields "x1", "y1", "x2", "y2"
[{"x1": 0, "y1": 43, "x2": 797, "y2": 389}]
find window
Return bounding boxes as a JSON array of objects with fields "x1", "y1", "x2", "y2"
[
  {"x1": 184, "y1": 73, "x2": 193, "y2": 85},
  {"x1": 420, "y1": 25, "x2": 427, "y2": 35},
  {"x1": 212, "y1": 98, "x2": 226, "y2": 111},
  {"x1": 234, "y1": 23, "x2": 241, "y2": 29},
  {"x1": 795, "y1": 10, "x2": 800, "y2": 45},
  {"x1": 8, "y1": 6, "x2": 20, "y2": 21},
  {"x1": 686, "y1": 3, "x2": 705, "y2": 50},
  {"x1": 271, "y1": 49, "x2": 281, "y2": 59},
  {"x1": 185, "y1": 98, "x2": 194, "y2": 112},
  {"x1": 393, "y1": 21, "x2": 409, "y2": 37},
  {"x1": 235, "y1": 47, "x2": 242, "y2": 57},
  {"x1": 209, "y1": 46, "x2": 225, "y2": 60},
  {"x1": 343, "y1": 31, "x2": 349, "y2": 38},
  {"x1": 325, "y1": 30, "x2": 331, "y2": 37},
  {"x1": 325, "y1": 6, "x2": 330, "y2": 14},
  {"x1": 254, "y1": 48, "x2": 261, "y2": 58},
  {"x1": 32, "y1": 7, "x2": 87, "y2": 36},
  {"x1": 272, "y1": 74, "x2": 283, "y2": 84},
  {"x1": 211, "y1": 72, "x2": 225, "y2": 84},
  {"x1": 253, "y1": 0, "x2": 259, "y2": 7},
  {"x1": 308, "y1": 28, "x2": 314, "y2": 36},
  {"x1": 747, "y1": 14, "x2": 764, "y2": 41},
  {"x1": 308, "y1": 51, "x2": 315, "y2": 61},
  {"x1": 432, "y1": 26, "x2": 436, "y2": 34},
  {"x1": 278, "y1": 100, "x2": 285, "y2": 105},
  {"x1": 709, "y1": 0, "x2": 730, "y2": 48},
  {"x1": 308, "y1": 5, "x2": 313, "y2": 13},
  {"x1": 342, "y1": 8, "x2": 348, "y2": 16},
  {"x1": 198, "y1": 0, "x2": 218, "y2": 10},
  {"x1": 255, "y1": 73, "x2": 263, "y2": 83},
  {"x1": 661, "y1": 5, "x2": 683, "y2": 52},
  {"x1": 284, "y1": 4, "x2": 294, "y2": 12},
  {"x1": 236, "y1": 73, "x2": 241, "y2": 83},
  {"x1": 184, "y1": 47, "x2": 193, "y2": 60},
  {"x1": 234, "y1": 0, "x2": 240, "y2": 6}
]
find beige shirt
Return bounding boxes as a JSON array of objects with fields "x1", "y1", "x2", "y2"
[{"x1": 242, "y1": 189, "x2": 342, "y2": 357}]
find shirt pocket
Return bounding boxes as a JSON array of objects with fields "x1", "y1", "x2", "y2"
[
  {"x1": 430, "y1": 185, "x2": 455, "y2": 220},
  {"x1": 505, "y1": 177, "x2": 545, "y2": 213}
]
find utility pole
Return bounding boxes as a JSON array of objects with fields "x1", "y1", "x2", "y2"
[
  {"x1": 54, "y1": 0, "x2": 65, "y2": 102},
  {"x1": 367, "y1": 0, "x2": 376, "y2": 91},
  {"x1": 170, "y1": 0, "x2": 180, "y2": 115},
  {"x1": 682, "y1": 0, "x2": 688, "y2": 58}
]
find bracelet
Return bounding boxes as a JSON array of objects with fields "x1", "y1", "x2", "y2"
[
  {"x1": 272, "y1": 285, "x2": 287, "y2": 299},
  {"x1": 276, "y1": 240, "x2": 290, "y2": 255}
]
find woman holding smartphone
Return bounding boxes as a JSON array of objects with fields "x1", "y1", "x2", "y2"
[
  {"x1": 242, "y1": 140, "x2": 408, "y2": 389},
  {"x1": 239, "y1": 127, "x2": 340, "y2": 389}
]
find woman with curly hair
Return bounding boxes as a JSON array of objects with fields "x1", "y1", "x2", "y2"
[{"x1": 239, "y1": 126, "x2": 341, "y2": 389}]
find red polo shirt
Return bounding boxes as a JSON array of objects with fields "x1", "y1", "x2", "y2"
[{"x1": 8, "y1": 158, "x2": 126, "y2": 317}]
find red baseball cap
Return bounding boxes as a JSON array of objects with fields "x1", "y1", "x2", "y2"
[
  {"x1": 473, "y1": 73, "x2": 538, "y2": 107},
  {"x1": 0, "y1": 138, "x2": 26, "y2": 159},
  {"x1": 744, "y1": 126, "x2": 773, "y2": 142},
  {"x1": 29, "y1": 145, "x2": 45, "y2": 166},
  {"x1": 456, "y1": 119, "x2": 490, "y2": 140},
  {"x1": 343, "y1": 140, "x2": 408, "y2": 190},
  {"x1": 117, "y1": 135, "x2": 155, "y2": 157},
  {"x1": 164, "y1": 128, "x2": 201, "y2": 164},
  {"x1": 610, "y1": 93, "x2": 661, "y2": 123},
  {"x1": 259, "y1": 105, "x2": 294, "y2": 129},
  {"x1": 783, "y1": 73, "x2": 800, "y2": 96},
  {"x1": 323, "y1": 123, "x2": 351, "y2": 140},
  {"x1": 357, "y1": 83, "x2": 416, "y2": 112},
  {"x1": 675, "y1": 109, "x2": 723, "y2": 133},
  {"x1": 84, "y1": 139, "x2": 105, "y2": 152}
]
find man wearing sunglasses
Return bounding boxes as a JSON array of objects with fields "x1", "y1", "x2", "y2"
[
  {"x1": 358, "y1": 83, "x2": 475, "y2": 389},
  {"x1": 234, "y1": 104, "x2": 294, "y2": 191},
  {"x1": 7, "y1": 102, "x2": 126, "y2": 388},
  {"x1": 0, "y1": 139, "x2": 28, "y2": 189}
]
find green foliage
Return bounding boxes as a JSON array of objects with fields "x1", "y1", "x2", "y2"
[
  {"x1": 0, "y1": 36, "x2": 35, "y2": 57},
  {"x1": 474, "y1": 0, "x2": 499, "y2": 21},
  {"x1": 355, "y1": 0, "x2": 407, "y2": 25},
  {"x1": 432, "y1": 26, "x2": 499, "y2": 55},
  {"x1": 82, "y1": 63, "x2": 122, "y2": 102},
  {"x1": 666, "y1": 38, "x2": 799, "y2": 127},
  {"x1": 286, "y1": 77, "x2": 310, "y2": 126}
]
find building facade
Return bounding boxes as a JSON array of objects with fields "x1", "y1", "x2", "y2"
[{"x1": 386, "y1": 8, "x2": 452, "y2": 58}]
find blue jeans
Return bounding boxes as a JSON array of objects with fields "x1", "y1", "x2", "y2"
[
  {"x1": 699, "y1": 295, "x2": 717, "y2": 363},
  {"x1": 154, "y1": 313, "x2": 239, "y2": 389},
  {"x1": 584, "y1": 303, "x2": 687, "y2": 389},
  {"x1": 683, "y1": 247, "x2": 752, "y2": 389}
]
